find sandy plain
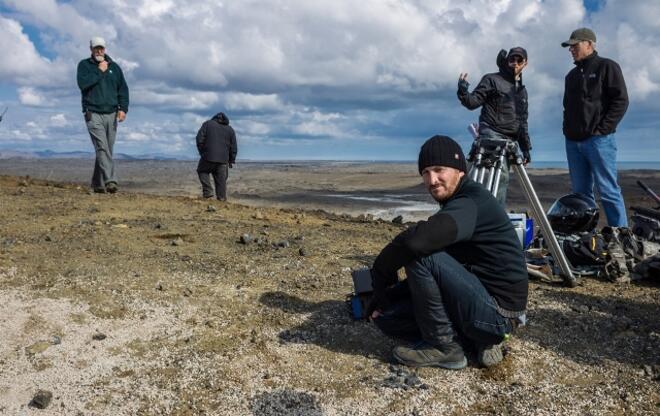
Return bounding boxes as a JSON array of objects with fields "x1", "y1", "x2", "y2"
[{"x1": 0, "y1": 159, "x2": 658, "y2": 415}]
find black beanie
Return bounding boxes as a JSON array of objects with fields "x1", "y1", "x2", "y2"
[{"x1": 417, "y1": 135, "x2": 467, "y2": 175}]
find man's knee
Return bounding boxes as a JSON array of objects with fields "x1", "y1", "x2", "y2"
[
  {"x1": 404, "y1": 252, "x2": 448, "y2": 284},
  {"x1": 404, "y1": 256, "x2": 431, "y2": 278}
]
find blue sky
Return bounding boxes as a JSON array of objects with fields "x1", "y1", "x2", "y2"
[{"x1": 0, "y1": 0, "x2": 658, "y2": 161}]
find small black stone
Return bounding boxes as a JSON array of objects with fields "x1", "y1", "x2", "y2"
[
  {"x1": 29, "y1": 390, "x2": 53, "y2": 409},
  {"x1": 92, "y1": 333, "x2": 107, "y2": 341}
]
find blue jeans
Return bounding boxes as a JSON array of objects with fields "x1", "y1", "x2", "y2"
[
  {"x1": 565, "y1": 134, "x2": 627, "y2": 227},
  {"x1": 375, "y1": 252, "x2": 512, "y2": 347}
]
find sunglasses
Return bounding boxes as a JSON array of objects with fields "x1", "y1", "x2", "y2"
[{"x1": 508, "y1": 56, "x2": 525, "y2": 64}]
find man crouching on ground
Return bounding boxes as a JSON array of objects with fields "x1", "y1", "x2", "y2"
[{"x1": 368, "y1": 135, "x2": 528, "y2": 369}]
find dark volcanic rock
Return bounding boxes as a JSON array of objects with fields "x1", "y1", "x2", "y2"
[
  {"x1": 92, "y1": 333, "x2": 107, "y2": 341},
  {"x1": 29, "y1": 390, "x2": 53, "y2": 409}
]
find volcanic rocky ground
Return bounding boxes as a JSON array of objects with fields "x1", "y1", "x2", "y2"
[{"x1": 0, "y1": 172, "x2": 658, "y2": 415}]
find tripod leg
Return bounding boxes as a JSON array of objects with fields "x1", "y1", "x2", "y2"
[
  {"x1": 469, "y1": 163, "x2": 479, "y2": 181},
  {"x1": 486, "y1": 166, "x2": 496, "y2": 192},
  {"x1": 478, "y1": 167, "x2": 486, "y2": 184},
  {"x1": 512, "y1": 164, "x2": 577, "y2": 286},
  {"x1": 490, "y1": 154, "x2": 506, "y2": 198}
]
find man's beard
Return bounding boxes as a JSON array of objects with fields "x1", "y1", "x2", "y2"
[{"x1": 94, "y1": 55, "x2": 105, "y2": 62}]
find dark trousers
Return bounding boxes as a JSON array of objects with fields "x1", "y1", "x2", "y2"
[
  {"x1": 197, "y1": 159, "x2": 229, "y2": 200},
  {"x1": 375, "y1": 252, "x2": 512, "y2": 347}
]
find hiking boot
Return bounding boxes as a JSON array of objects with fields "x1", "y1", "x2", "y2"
[
  {"x1": 602, "y1": 226, "x2": 633, "y2": 282},
  {"x1": 392, "y1": 340, "x2": 467, "y2": 370},
  {"x1": 93, "y1": 187, "x2": 106, "y2": 194},
  {"x1": 106, "y1": 182, "x2": 118, "y2": 194},
  {"x1": 477, "y1": 343, "x2": 504, "y2": 367},
  {"x1": 616, "y1": 227, "x2": 643, "y2": 261}
]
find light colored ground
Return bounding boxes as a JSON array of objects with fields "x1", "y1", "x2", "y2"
[{"x1": 0, "y1": 174, "x2": 658, "y2": 415}]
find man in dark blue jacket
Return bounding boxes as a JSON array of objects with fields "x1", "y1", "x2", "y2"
[
  {"x1": 196, "y1": 112, "x2": 237, "y2": 201},
  {"x1": 457, "y1": 47, "x2": 531, "y2": 206},
  {"x1": 368, "y1": 135, "x2": 528, "y2": 370},
  {"x1": 77, "y1": 37, "x2": 129, "y2": 194}
]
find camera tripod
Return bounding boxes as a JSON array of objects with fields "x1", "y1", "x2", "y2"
[{"x1": 468, "y1": 138, "x2": 577, "y2": 286}]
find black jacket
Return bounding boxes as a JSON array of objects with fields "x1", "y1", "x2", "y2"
[
  {"x1": 196, "y1": 113, "x2": 237, "y2": 164},
  {"x1": 372, "y1": 177, "x2": 528, "y2": 313},
  {"x1": 458, "y1": 50, "x2": 531, "y2": 151},
  {"x1": 563, "y1": 51, "x2": 628, "y2": 141}
]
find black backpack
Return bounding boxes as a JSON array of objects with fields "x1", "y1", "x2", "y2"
[{"x1": 560, "y1": 232, "x2": 608, "y2": 267}]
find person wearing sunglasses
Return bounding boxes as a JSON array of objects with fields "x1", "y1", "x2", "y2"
[{"x1": 457, "y1": 47, "x2": 531, "y2": 207}]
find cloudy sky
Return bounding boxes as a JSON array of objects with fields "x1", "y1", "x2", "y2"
[{"x1": 0, "y1": 0, "x2": 657, "y2": 161}]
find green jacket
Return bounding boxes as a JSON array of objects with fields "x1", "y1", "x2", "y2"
[{"x1": 77, "y1": 54, "x2": 129, "y2": 114}]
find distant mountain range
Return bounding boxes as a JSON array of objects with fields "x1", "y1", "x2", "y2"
[{"x1": 0, "y1": 150, "x2": 185, "y2": 160}]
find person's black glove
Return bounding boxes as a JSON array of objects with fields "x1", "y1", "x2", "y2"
[
  {"x1": 522, "y1": 150, "x2": 531, "y2": 165},
  {"x1": 457, "y1": 79, "x2": 470, "y2": 93}
]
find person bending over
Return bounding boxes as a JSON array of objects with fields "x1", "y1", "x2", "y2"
[{"x1": 195, "y1": 112, "x2": 237, "y2": 201}]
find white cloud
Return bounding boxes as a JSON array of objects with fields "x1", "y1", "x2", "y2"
[
  {"x1": 131, "y1": 85, "x2": 220, "y2": 109},
  {"x1": 17, "y1": 87, "x2": 51, "y2": 106},
  {"x1": 222, "y1": 93, "x2": 283, "y2": 112},
  {"x1": 0, "y1": 16, "x2": 55, "y2": 86},
  {"x1": 2, "y1": 0, "x2": 110, "y2": 46},
  {"x1": 0, "y1": 0, "x2": 658, "y2": 161},
  {"x1": 49, "y1": 113, "x2": 69, "y2": 127}
]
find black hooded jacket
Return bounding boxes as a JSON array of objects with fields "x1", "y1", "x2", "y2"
[
  {"x1": 457, "y1": 50, "x2": 531, "y2": 151},
  {"x1": 196, "y1": 112, "x2": 237, "y2": 164},
  {"x1": 563, "y1": 51, "x2": 628, "y2": 141}
]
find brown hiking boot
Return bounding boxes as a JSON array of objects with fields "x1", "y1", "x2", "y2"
[{"x1": 392, "y1": 340, "x2": 467, "y2": 370}]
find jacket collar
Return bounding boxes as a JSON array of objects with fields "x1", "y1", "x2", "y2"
[
  {"x1": 497, "y1": 61, "x2": 524, "y2": 84},
  {"x1": 574, "y1": 50, "x2": 598, "y2": 68}
]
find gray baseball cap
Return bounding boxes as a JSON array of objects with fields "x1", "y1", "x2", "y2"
[{"x1": 561, "y1": 28, "x2": 596, "y2": 47}]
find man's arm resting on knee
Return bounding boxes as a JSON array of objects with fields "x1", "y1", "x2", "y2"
[{"x1": 370, "y1": 198, "x2": 475, "y2": 295}]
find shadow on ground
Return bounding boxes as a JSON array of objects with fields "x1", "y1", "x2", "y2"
[
  {"x1": 259, "y1": 291, "x2": 393, "y2": 361},
  {"x1": 522, "y1": 288, "x2": 660, "y2": 367}
]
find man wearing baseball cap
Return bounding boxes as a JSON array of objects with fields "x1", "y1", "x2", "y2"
[
  {"x1": 367, "y1": 135, "x2": 528, "y2": 370},
  {"x1": 77, "y1": 36, "x2": 130, "y2": 194},
  {"x1": 561, "y1": 28, "x2": 629, "y2": 227},
  {"x1": 457, "y1": 47, "x2": 532, "y2": 206}
]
